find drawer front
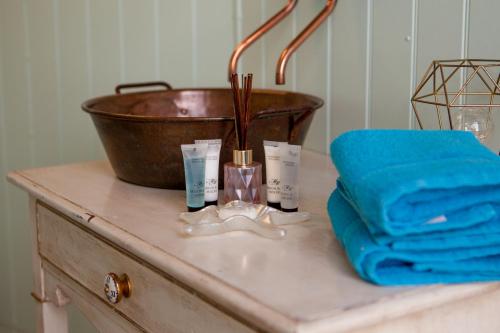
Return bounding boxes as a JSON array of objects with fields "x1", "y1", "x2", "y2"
[
  {"x1": 44, "y1": 260, "x2": 145, "y2": 333},
  {"x1": 37, "y1": 203, "x2": 256, "y2": 333}
]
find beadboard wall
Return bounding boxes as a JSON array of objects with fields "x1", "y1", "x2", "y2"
[{"x1": 1, "y1": 1, "x2": 499, "y2": 332}]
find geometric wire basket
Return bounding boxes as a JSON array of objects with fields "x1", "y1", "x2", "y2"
[{"x1": 411, "y1": 59, "x2": 500, "y2": 130}]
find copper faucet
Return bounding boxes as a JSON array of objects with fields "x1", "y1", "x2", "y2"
[
  {"x1": 228, "y1": 0, "x2": 298, "y2": 81},
  {"x1": 229, "y1": 0, "x2": 337, "y2": 85},
  {"x1": 276, "y1": 0, "x2": 337, "y2": 84}
]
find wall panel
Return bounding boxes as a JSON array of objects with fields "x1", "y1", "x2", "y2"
[
  {"x1": 4, "y1": 189, "x2": 33, "y2": 333},
  {"x1": 467, "y1": 0, "x2": 500, "y2": 150},
  {"x1": 0, "y1": 0, "x2": 32, "y2": 170},
  {"x1": 295, "y1": 1, "x2": 328, "y2": 153},
  {"x1": 416, "y1": 0, "x2": 464, "y2": 79},
  {"x1": 239, "y1": 0, "x2": 265, "y2": 83},
  {"x1": 89, "y1": 0, "x2": 121, "y2": 96},
  {"x1": 0, "y1": 2, "x2": 33, "y2": 331},
  {"x1": 370, "y1": 0, "x2": 413, "y2": 128},
  {"x1": 121, "y1": 0, "x2": 156, "y2": 82},
  {"x1": 263, "y1": 1, "x2": 295, "y2": 91},
  {"x1": 0, "y1": 8, "x2": 13, "y2": 327},
  {"x1": 4, "y1": 3, "x2": 54, "y2": 330},
  {"x1": 412, "y1": 0, "x2": 465, "y2": 130},
  {"x1": 330, "y1": 0, "x2": 367, "y2": 145},
  {"x1": 59, "y1": 0, "x2": 96, "y2": 162},
  {"x1": 88, "y1": 0, "x2": 122, "y2": 160},
  {"x1": 27, "y1": 0, "x2": 60, "y2": 166},
  {"x1": 468, "y1": 0, "x2": 500, "y2": 59},
  {"x1": 158, "y1": 1, "x2": 194, "y2": 87},
  {"x1": 194, "y1": 0, "x2": 234, "y2": 87}
]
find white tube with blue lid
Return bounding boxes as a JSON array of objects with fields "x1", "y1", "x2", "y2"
[{"x1": 195, "y1": 139, "x2": 222, "y2": 206}]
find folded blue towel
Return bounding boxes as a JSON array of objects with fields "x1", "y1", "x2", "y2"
[
  {"x1": 331, "y1": 130, "x2": 500, "y2": 236},
  {"x1": 328, "y1": 190, "x2": 500, "y2": 285},
  {"x1": 371, "y1": 203, "x2": 500, "y2": 250}
]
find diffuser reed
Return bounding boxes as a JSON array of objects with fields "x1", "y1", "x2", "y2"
[
  {"x1": 230, "y1": 73, "x2": 253, "y2": 150},
  {"x1": 224, "y1": 73, "x2": 262, "y2": 204}
]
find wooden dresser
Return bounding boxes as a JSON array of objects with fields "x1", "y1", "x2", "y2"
[{"x1": 7, "y1": 150, "x2": 500, "y2": 333}]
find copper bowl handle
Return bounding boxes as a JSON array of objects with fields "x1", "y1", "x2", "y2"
[{"x1": 115, "y1": 81, "x2": 173, "y2": 94}]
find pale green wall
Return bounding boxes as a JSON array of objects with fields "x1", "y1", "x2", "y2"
[{"x1": 0, "y1": 0, "x2": 499, "y2": 332}]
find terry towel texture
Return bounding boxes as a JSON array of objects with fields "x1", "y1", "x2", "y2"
[{"x1": 328, "y1": 130, "x2": 500, "y2": 285}]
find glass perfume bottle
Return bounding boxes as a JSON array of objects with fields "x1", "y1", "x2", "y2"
[{"x1": 224, "y1": 150, "x2": 262, "y2": 204}]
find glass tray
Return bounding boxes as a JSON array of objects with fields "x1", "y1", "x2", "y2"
[{"x1": 179, "y1": 201, "x2": 310, "y2": 239}]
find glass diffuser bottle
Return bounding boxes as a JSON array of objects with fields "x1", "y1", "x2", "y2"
[
  {"x1": 224, "y1": 73, "x2": 262, "y2": 204},
  {"x1": 224, "y1": 149, "x2": 262, "y2": 203}
]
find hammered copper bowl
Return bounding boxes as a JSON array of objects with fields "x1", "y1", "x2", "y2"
[{"x1": 82, "y1": 82, "x2": 323, "y2": 189}]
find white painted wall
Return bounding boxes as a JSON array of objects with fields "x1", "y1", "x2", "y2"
[{"x1": 0, "y1": 0, "x2": 499, "y2": 332}]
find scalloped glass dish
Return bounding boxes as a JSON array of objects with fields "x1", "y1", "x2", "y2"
[{"x1": 179, "y1": 201, "x2": 310, "y2": 239}]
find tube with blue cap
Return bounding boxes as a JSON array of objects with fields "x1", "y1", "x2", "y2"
[{"x1": 181, "y1": 143, "x2": 208, "y2": 212}]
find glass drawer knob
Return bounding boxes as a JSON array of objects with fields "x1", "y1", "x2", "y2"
[{"x1": 104, "y1": 273, "x2": 132, "y2": 304}]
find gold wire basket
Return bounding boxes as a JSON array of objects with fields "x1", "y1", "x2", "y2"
[{"x1": 411, "y1": 59, "x2": 499, "y2": 136}]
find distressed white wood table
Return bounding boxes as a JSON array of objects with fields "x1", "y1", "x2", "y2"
[{"x1": 7, "y1": 150, "x2": 500, "y2": 333}]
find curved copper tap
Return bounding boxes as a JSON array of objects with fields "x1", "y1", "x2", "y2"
[
  {"x1": 276, "y1": 0, "x2": 337, "y2": 85},
  {"x1": 228, "y1": 0, "x2": 298, "y2": 81}
]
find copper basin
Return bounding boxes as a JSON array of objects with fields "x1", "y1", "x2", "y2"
[{"x1": 82, "y1": 83, "x2": 323, "y2": 189}]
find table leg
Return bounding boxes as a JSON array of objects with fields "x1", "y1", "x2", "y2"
[
  {"x1": 36, "y1": 301, "x2": 68, "y2": 333},
  {"x1": 30, "y1": 197, "x2": 69, "y2": 333}
]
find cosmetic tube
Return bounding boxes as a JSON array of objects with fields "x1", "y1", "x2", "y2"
[
  {"x1": 195, "y1": 139, "x2": 222, "y2": 206},
  {"x1": 280, "y1": 144, "x2": 301, "y2": 212},
  {"x1": 263, "y1": 140, "x2": 285, "y2": 210},
  {"x1": 181, "y1": 143, "x2": 208, "y2": 212}
]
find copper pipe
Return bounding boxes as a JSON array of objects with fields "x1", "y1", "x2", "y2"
[
  {"x1": 228, "y1": 0, "x2": 298, "y2": 81},
  {"x1": 276, "y1": 0, "x2": 337, "y2": 85}
]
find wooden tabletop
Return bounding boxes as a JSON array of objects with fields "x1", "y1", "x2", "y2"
[{"x1": 7, "y1": 150, "x2": 499, "y2": 333}]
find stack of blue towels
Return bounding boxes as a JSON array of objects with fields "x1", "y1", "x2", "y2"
[{"x1": 327, "y1": 130, "x2": 500, "y2": 285}]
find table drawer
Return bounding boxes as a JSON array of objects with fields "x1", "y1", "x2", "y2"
[{"x1": 37, "y1": 203, "x2": 256, "y2": 333}]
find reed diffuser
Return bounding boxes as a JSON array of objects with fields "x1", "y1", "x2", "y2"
[{"x1": 223, "y1": 73, "x2": 262, "y2": 204}]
